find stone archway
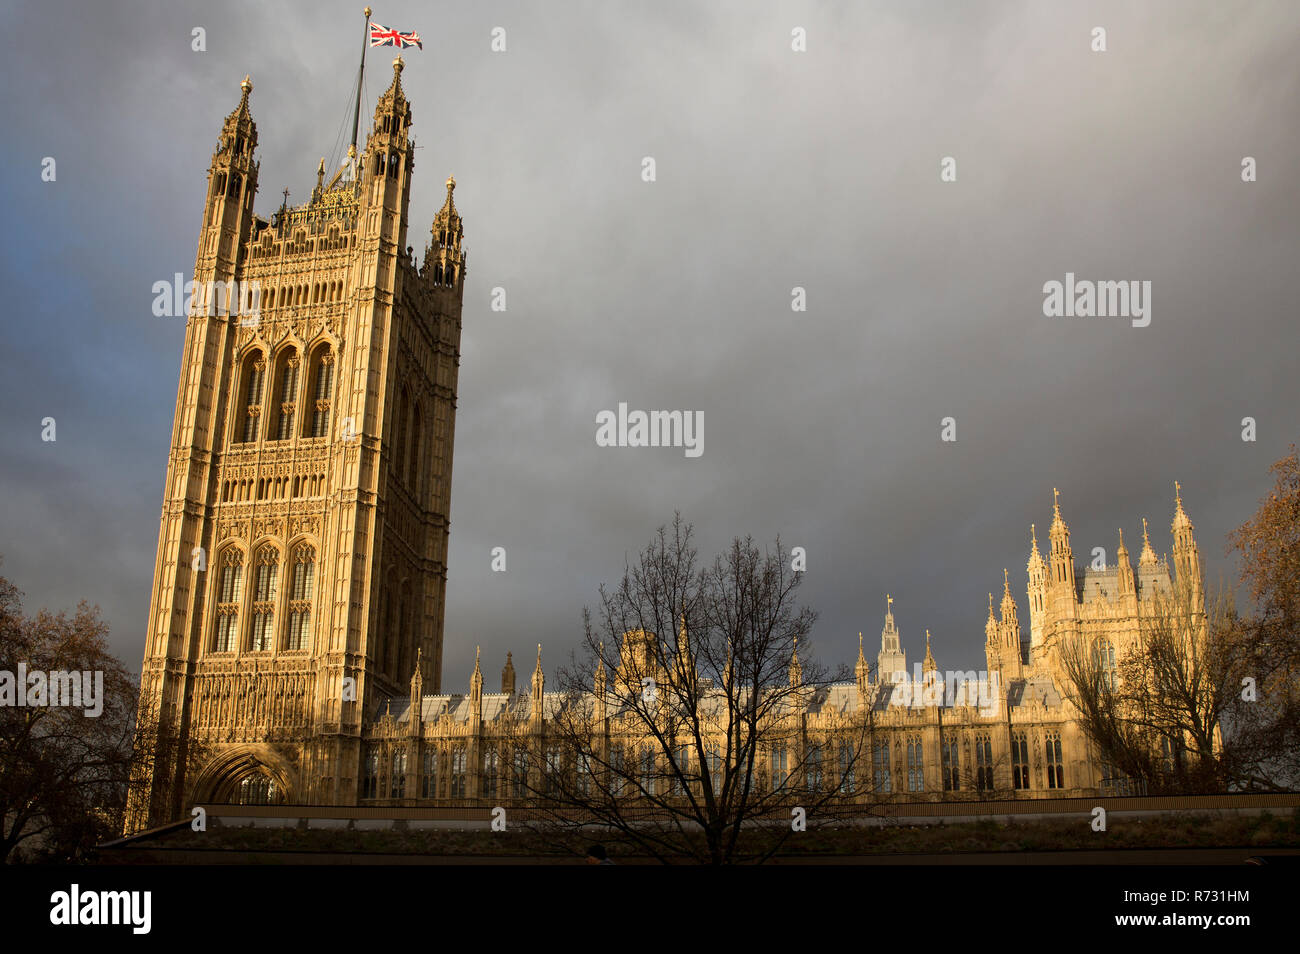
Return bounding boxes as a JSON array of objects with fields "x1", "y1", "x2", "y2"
[{"x1": 192, "y1": 744, "x2": 297, "y2": 805}]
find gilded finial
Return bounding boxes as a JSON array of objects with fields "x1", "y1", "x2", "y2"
[
  {"x1": 446, "y1": 175, "x2": 456, "y2": 192},
  {"x1": 1175, "y1": 480, "x2": 1182, "y2": 506},
  {"x1": 393, "y1": 55, "x2": 404, "y2": 73},
  {"x1": 1053, "y1": 487, "x2": 1060, "y2": 515},
  {"x1": 1030, "y1": 523, "x2": 1038, "y2": 549},
  {"x1": 241, "y1": 74, "x2": 252, "y2": 93},
  {"x1": 364, "y1": 6, "x2": 372, "y2": 16}
]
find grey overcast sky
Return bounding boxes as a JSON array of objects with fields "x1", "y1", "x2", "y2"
[{"x1": 0, "y1": 0, "x2": 1296, "y2": 686}]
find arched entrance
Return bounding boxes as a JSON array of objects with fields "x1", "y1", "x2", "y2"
[{"x1": 192, "y1": 746, "x2": 296, "y2": 805}]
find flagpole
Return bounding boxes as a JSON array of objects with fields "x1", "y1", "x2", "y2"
[{"x1": 349, "y1": 6, "x2": 372, "y2": 170}]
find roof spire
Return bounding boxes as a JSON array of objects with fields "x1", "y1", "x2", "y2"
[
  {"x1": 1172, "y1": 480, "x2": 1194, "y2": 531},
  {"x1": 1139, "y1": 517, "x2": 1157, "y2": 566}
]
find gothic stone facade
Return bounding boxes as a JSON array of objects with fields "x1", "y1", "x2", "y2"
[
  {"x1": 133, "y1": 70, "x2": 1208, "y2": 827},
  {"x1": 355, "y1": 489, "x2": 1204, "y2": 809},
  {"x1": 131, "y1": 61, "x2": 465, "y2": 827}
]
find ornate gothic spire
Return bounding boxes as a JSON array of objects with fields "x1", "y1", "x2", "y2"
[
  {"x1": 501, "y1": 651, "x2": 516, "y2": 695},
  {"x1": 531, "y1": 643, "x2": 545, "y2": 701},
  {"x1": 788, "y1": 636, "x2": 802, "y2": 687},
  {"x1": 1027, "y1": 522, "x2": 1045, "y2": 571},
  {"x1": 1139, "y1": 517, "x2": 1158, "y2": 567},
  {"x1": 470, "y1": 645, "x2": 483, "y2": 694},
  {"x1": 1172, "y1": 481, "x2": 1193, "y2": 531}
]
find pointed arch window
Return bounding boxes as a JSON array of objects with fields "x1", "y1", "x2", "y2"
[
  {"x1": 838, "y1": 743, "x2": 856, "y2": 795},
  {"x1": 391, "y1": 749, "x2": 407, "y2": 798},
  {"x1": 975, "y1": 734, "x2": 994, "y2": 791},
  {"x1": 237, "y1": 774, "x2": 276, "y2": 805},
  {"x1": 286, "y1": 544, "x2": 315, "y2": 651},
  {"x1": 872, "y1": 739, "x2": 891, "y2": 793},
  {"x1": 1092, "y1": 638, "x2": 1118, "y2": 692},
  {"x1": 1045, "y1": 732, "x2": 1065, "y2": 789},
  {"x1": 394, "y1": 388, "x2": 409, "y2": 481},
  {"x1": 906, "y1": 736, "x2": 924, "y2": 792},
  {"x1": 941, "y1": 735, "x2": 960, "y2": 791},
  {"x1": 512, "y1": 749, "x2": 530, "y2": 798},
  {"x1": 806, "y1": 742, "x2": 823, "y2": 793},
  {"x1": 314, "y1": 351, "x2": 334, "y2": 432},
  {"x1": 483, "y1": 748, "x2": 500, "y2": 799},
  {"x1": 362, "y1": 750, "x2": 379, "y2": 800},
  {"x1": 214, "y1": 548, "x2": 244, "y2": 652},
  {"x1": 408, "y1": 401, "x2": 421, "y2": 489},
  {"x1": 274, "y1": 352, "x2": 300, "y2": 440},
  {"x1": 250, "y1": 545, "x2": 279, "y2": 651},
  {"x1": 239, "y1": 355, "x2": 266, "y2": 443},
  {"x1": 1012, "y1": 732, "x2": 1031, "y2": 789},
  {"x1": 450, "y1": 745, "x2": 467, "y2": 798},
  {"x1": 422, "y1": 747, "x2": 440, "y2": 798}
]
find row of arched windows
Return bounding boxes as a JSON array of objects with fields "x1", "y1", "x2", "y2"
[
  {"x1": 261, "y1": 279, "x2": 346, "y2": 309},
  {"x1": 212, "y1": 543, "x2": 315, "y2": 654},
  {"x1": 235, "y1": 344, "x2": 334, "y2": 445}
]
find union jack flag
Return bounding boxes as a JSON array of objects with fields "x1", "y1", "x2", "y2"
[{"x1": 369, "y1": 22, "x2": 422, "y2": 49}]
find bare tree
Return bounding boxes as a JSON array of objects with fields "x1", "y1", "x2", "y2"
[
  {"x1": 1060, "y1": 578, "x2": 1240, "y2": 794},
  {"x1": 509, "y1": 516, "x2": 878, "y2": 864},
  {"x1": 0, "y1": 566, "x2": 137, "y2": 861}
]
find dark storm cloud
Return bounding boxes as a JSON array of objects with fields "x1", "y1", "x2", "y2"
[{"x1": 0, "y1": 0, "x2": 1296, "y2": 686}]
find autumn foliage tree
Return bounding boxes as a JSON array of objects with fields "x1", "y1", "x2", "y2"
[{"x1": 1226, "y1": 444, "x2": 1300, "y2": 790}]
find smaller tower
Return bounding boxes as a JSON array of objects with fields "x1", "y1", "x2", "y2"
[
  {"x1": 984, "y1": 593, "x2": 1000, "y2": 675},
  {"x1": 1139, "y1": 517, "x2": 1158, "y2": 567},
  {"x1": 1026, "y1": 523, "x2": 1048, "y2": 647},
  {"x1": 788, "y1": 636, "x2": 803, "y2": 688},
  {"x1": 877, "y1": 595, "x2": 907, "y2": 682},
  {"x1": 1116, "y1": 528, "x2": 1136, "y2": 599},
  {"x1": 1048, "y1": 489, "x2": 1077, "y2": 614},
  {"x1": 855, "y1": 632, "x2": 870, "y2": 699},
  {"x1": 426, "y1": 175, "x2": 466, "y2": 293},
  {"x1": 469, "y1": 646, "x2": 484, "y2": 712},
  {"x1": 501, "y1": 651, "x2": 516, "y2": 695},
  {"x1": 998, "y1": 569, "x2": 1024, "y2": 680},
  {"x1": 408, "y1": 648, "x2": 424, "y2": 731},
  {"x1": 594, "y1": 643, "x2": 608, "y2": 721},
  {"x1": 1170, "y1": 482, "x2": 1203, "y2": 605},
  {"x1": 530, "y1": 644, "x2": 545, "y2": 722}
]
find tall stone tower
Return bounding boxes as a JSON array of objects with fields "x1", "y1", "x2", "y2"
[
  {"x1": 129, "y1": 60, "x2": 466, "y2": 829},
  {"x1": 876, "y1": 596, "x2": 907, "y2": 680}
]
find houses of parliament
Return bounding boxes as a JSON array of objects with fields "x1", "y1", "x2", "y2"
[{"x1": 128, "y1": 67, "x2": 1208, "y2": 830}]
